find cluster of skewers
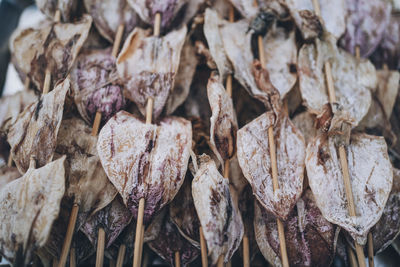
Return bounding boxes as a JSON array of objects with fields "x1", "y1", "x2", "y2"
[{"x1": 1, "y1": 0, "x2": 400, "y2": 266}]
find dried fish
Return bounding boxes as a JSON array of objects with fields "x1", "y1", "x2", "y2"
[
  {"x1": 10, "y1": 15, "x2": 92, "y2": 91},
  {"x1": 165, "y1": 37, "x2": 197, "y2": 115},
  {"x1": 8, "y1": 79, "x2": 69, "y2": 174},
  {"x1": 116, "y1": 26, "x2": 187, "y2": 120},
  {"x1": 84, "y1": 0, "x2": 139, "y2": 43},
  {"x1": 340, "y1": 0, "x2": 391, "y2": 57},
  {"x1": 237, "y1": 111, "x2": 305, "y2": 220},
  {"x1": 298, "y1": 35, "x2": 375, "y2": 126},
  {"x1": 192, "y1": 154, "x2": 244, "y2": 264},
  {"x1": 36, "y1": 0, "x2": 79, "y2": 21},
  {"x1": 306, "y1": 133, "x2": 393, "y2": 245},
  {"x1": 0, "y1": 156, "x2": 66, "y2": 263},
  {"x1": 148, "y1": 215, "x2": 200, "y2": 267},
  {"x1": 254, "y1": 189, "x2": 338, "y2": 267},
  {"x1": 97, "y1": 111, "x2": 192, "y2": 223},
  {"x1": 55, "y1": 118, "x2": 117, "y2": 215},
  {"x1": 203, "y1": 8, "x2": 232, "y2": 81},
  {"x1": 81, "y1": 196, "x2": 132, "y2": 249},
  {"x1": 169, "y1": 171, "x2": 201, "y2": 247},
  {"x1": 207, "y1": 72, "x2": 238, "y2": 167},
  {"x1": 70, "y1": 47, "x2": 126, "y2": 124},
  {"x1": 285, "y1": 0, "x2": 346, "y2": 40}
]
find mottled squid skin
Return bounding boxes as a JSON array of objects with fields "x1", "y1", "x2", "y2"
[{"x1": 97, "y1": 111, "x2": 192, "y2": 224}]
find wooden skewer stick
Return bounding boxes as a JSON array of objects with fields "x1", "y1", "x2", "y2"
[
  {"x1": 133, "y1": 13, "x2": 160, "y2": 267},
  {"x1": 347, "y1": 244, "x2": 359, "y2": 267},
  {"x1": 70, "y1": 247, "x2": 76, "y2": 267},
  {"x1": 258, "y1": 33, "x2": 290, "y2": 267},
  {"x1": 91, "y1": 24, "x2": 125, "y2": 136},
  {"x1": 355, "y1": 45, "x2": 375, "y2": 267},
  {"x1": 368, "y1": 232, "x2": 374, "y2": 267},
  {"x1": 116, "y1": 244, "x2": 126, "y2": 267},
  {"x1": 58, "y1": 203, "x2": 79, "y2": 267},
  {"x1": 96, "y1": 227, "x2": 106, "y2": 267},
  {"x1": 175, "y1": 251, "x2": 181, "y2": 267},
  {"x1": 199, "y1": 226, "x2": 208, "y2": 267},
  {"x1": 310, "y1": 1, "x2": 366, "y2": 266}
]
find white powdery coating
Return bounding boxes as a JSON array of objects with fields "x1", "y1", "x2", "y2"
[
  {"x1": 285, "y1": 0, "x2": 346, "y2": 39},
  {"x1": 84, "y1": 0, "x2": 138, "y2": 42},
  {"x1": 204, "y1": 8, "x2": 232, "y2": 81},
  {"x1": 263, "y1": 28, "x2": 297, "y2": 98},
  {"x1": 192, "y1": 155, "x2": 244, "y2": 265},
  {"x1": 10, "y1": 15, "x2": 92, "y2": 92},
  {"x1": 306, "y1": 133, "x2": 393, "y2": 245},
  {"x1": 117, "y1": 26, "x2": 187, "y2": 119},
  {"x1": 56, "y1": 118, "x2": 117, "y2": 214},
  {"x1": 221, "y1": 20, "x2": 265, "y2": 99},
  {"x1": 207, "y1": 73, "x2": 238, "y2": 167},
  {"x1": 8, "y1": 79, "x2": 69, "y2": 174},
  {"x1": 97, "y1": 111, "x2": 192, "y2": 222},
  {"x1": 298, "y1": 37, "x2": 374, "y2": 126},
  {"x1": 0, "y1": 156, "x2": 65, "y2": 262},
  {"x1": 237, "y1": 112, "x2": 306, "y2": 220}
]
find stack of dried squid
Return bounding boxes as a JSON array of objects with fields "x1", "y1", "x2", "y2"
[{"x1": 0, "y1": 0, "x2": 399, "y2": 266}]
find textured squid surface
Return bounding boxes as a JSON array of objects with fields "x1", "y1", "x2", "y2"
[
  {"x1": 0, "y1": 156, "x2": 65, "y2": 263},
  {"x1": 8, "y1": 79, "x2": 69, "y2": 173},
  {"x1": 11, "y1": 15, "x2": 91, "y2": 91},
  {"x1": 254, "y1": 189, "x2": 338, "y2": 267},
  {"x1": 97, "y1": 111, "x2": 192, "y2": 223},
  {"x1": 192, "y1": 155, "x2": 243, "y2": 265},
  {"x1": 306, "y1": 133, "x2": 393, "y2": 244},
  {"x1": 116, "y1": 26, "x2": 186, "y2": 119}
]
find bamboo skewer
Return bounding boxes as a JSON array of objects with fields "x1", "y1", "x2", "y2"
[
  {"x1": 70, "y1": 247, "x2": 76, "y2": 267},
  {"x1": 58, "y1": 203, "x2": 79, "y2": 267},
  {"x1": 132, "y1": 13, "x2": 160, "y2": 267},
  {"x1": 348, "y1": 244, "x2": 359, "y2": 267},
  {"x1": 116, "y1": 244, "x2": 126, "y2": 267},
  {"x1": 199, "y1": 226, "x2": 208, "y2": 267},
  {"x1": 310, "y1": 1, "x2": 366, "y2": 266},
  {"x1": 174, "y1": 251, "x2": 181, "y2": 267},
  {"x1": 257, "y1": 31, "x2": 290, "y2": 267},
  {"x1": 91, "y1": 24, "x2": 125, "y2": 136},
  {"x1": 354, "y1": 45, "x2": 375, "y2": 267},
  {"x1": 368, "y1": 232, "x2": 374, "y2": 267},
  {"x1": 95, "y1": 228, "x2": 106, "y2": 267}
]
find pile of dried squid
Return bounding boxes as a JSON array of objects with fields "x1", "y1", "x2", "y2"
[{"x1": 1, "y1": 0, "x2": 400, "y2": 266}]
